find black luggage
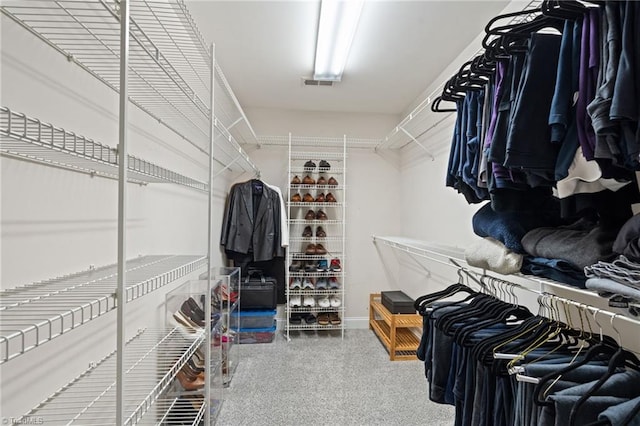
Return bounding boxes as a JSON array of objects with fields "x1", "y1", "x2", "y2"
[
  {"x1": 242, "y1": 270, "x2": 277, "y2": 310},
  {"x1": 381, "y1": 290, "x2": 416, "y2": 314}
]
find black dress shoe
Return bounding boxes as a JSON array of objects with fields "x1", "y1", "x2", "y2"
[
  {"x1": 304, "y1": 160, "x2": 316, "y2": 171},
  {"x1": 319, "y1": 160, "x2": 330, "y2": 171}
]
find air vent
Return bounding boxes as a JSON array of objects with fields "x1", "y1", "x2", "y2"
[{"x1": 302, "y1": 78, "x2": 335, "y2": 87}]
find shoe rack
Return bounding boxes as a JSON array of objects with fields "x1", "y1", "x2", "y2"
[
  {"x1": 286, "y1": 135, "x2": 347, "y2": 339},
  {"x1": 1, "y1": 1, "x2": 256, "y2": 424}
]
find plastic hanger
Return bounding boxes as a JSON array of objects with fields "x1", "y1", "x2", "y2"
[{"x1": 568, "y1": 315, "x2": 640, "y2": 426}]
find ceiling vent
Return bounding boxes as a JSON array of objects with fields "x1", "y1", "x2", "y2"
[{"x1": 302, "y1": 78, "x2": 335, "y2": 87}]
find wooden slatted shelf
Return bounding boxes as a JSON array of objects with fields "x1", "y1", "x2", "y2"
[{"x1": 369, "y1": 293, "x2": 422, "y2": 361}]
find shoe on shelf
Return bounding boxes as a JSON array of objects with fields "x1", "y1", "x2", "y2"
[
  {"x1": 303, "y1": 295, "x2": 315, "y2": 307},
  {"x1": 305, "y1": 243, "x2": 317, "y2": 255},
  {"x1": 318, "y1": 295, "x2": 330, "y2": 308},
  {"x1": 173, "y1": 310, "x2": 201, "y2": 332},
  {"x1": 303, "y1": 193, "x2": 314, "y2": 203},
  {"x1": 316, "y1": 210, "x2": 328, "y2": 220},
  {"x1": 315, "y1": 193, "x2": 325, "y2": 203},
  {"x1": 330, "y1": 258, "x2": 342, "y2": 272},
  {"x1": 329, "y1": 277, "x2": 341, "y2": 289},
  {"x1": 289, "y1": 313, "x2": 303, "y2": 325},
  {"x1": 304, "y1": 313, "x2": 317, "y2": 324},
  {"x1": 302, "y1": 278, "x2": 314, "y2": 290},
  {"x1": 316, "y1": 277, "x2": 329, "y2": 289},
  {"x1": 328, "y1": 177, "x2": 338, "y2": 186},
  {"x1": 330, "y1": 295, "x2": 341, "y2": 308},
  {"x1": 304, "y1": 160, "x2": 316, "y2": 171},
  {"x1": 317, "y1": 259, "x2": 328, "y2": 272},
  {"x1": 304, "y1": 210, "x2": 316, "y2": 220},
  {"x1": 302, "y1": 175, "x2": 315, "y2": 185},
  {"x1": 302, "y1": 226, "x2": 313, "y2": 237},
  {"x1": 315, "y1": 243, "x2": 327, "y2": 255},
  {"x1": 329, "y1": 312, "x2": 342, "y2": 325},
  {"x1": 316, "y1": 226, "x2": 327, "y2": 238},
  {"x1": 325, "y1": 193, "x2": 337, "y2": 203},
  {"x1": 317, "y1": 312, "x2": 330, "y2": 325},
  {"x1": 176, "y1": 369, "x2": 205, "y2": 391},
  {"x1": 289, "y1": 260, "x2": 303, "y2": 272},
  {"x1": 289, "y1": 295, "x2": 302, "y2": 308},
  {"x1": 317, "y1": 176, "x2": 327, "y2": 186},
  {"x1": 290, "y1": 278, "x2": 302, "y2": 290},
  {"x1": 291, "y1": 175, "x2": 301, "y2": 186},
  {"x1": 291, "y1": 193, "x2": 302, "y2": 202},
  {"x1": 304, "y1": 261, "x2": 318, "y2": 272},
  {"x1": 319, "y1": 160, "x2": 331, "y2": 171}
]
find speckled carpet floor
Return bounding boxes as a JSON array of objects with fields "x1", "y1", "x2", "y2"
[{"x1": 216, "y1": 329, "x2": 455, "y2": 426}]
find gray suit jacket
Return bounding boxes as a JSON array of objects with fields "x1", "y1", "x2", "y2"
[{"x1": 220, "y1": 180, "x2": 284, "y2": 261}]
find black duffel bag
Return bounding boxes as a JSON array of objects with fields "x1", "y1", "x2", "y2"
[{"x1": 242, "y1": 270, "x2": 277, "y2": 310}]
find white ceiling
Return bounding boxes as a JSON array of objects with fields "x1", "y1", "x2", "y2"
[{"x1": 186, "y1": 1, "x2": 510, "y2": 115}]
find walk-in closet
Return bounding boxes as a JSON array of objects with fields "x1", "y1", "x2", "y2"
[{"x1": 2, "y1": 0, "x2": 640, "y2": 425}]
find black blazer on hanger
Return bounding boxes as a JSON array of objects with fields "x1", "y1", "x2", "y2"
[{"x1": 220, "y1": 180, "x2": 284, "y2": 262}]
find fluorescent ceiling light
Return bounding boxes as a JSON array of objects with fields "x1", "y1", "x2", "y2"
[{"x1": 313, "y1": 0, "x2": 364, "y2": 82}]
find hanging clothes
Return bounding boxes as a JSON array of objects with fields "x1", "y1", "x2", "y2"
[{"x1": 220, "y1": 179, "x2": 284, "y2": 262}]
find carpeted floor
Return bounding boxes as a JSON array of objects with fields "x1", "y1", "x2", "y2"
[{"x1": 215, "y1": 328, "x2": 455, "y2": 425}]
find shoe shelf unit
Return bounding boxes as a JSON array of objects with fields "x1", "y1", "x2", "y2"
[
  {"x1": 20, "y1": 327, "x2": 206, "y2": 426},
  {"x1": 0, "y1": 255, "x2": 206, "y2": 364},
  {"x1": 197, "y1": 267, "x2": 241, "y2": 388},
  {"x1": 369, "y1": 293, "x2": 422, "y2": 361},
  {"x1": 1, "y1": 0, "x2": 258, "y2": 424},
  {"x1": 285, "y1": 136, "x2": 347, "y2": 339}
]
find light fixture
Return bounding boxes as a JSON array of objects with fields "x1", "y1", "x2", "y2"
[{"x1": 313, "y1": 0, "x2": 364, "y2": 82}]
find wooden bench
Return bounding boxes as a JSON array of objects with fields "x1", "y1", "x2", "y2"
[{"x1": 369, "y1": 293, "x2": 422, "y2": 361}]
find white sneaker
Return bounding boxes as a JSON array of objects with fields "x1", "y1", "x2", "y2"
[
  {"x1": 329, "y1": 295, "x2": 341, "y2": 308},
  {"x1": 303, "y1": 295, "x2": 315, "y2": 307},
  {"x1": 289, "y1": 295, "x2": 301, "y2": 307},
  {"x1": 290, "y1": 278, "x2": 302, "y2": 289},
  {"x1": 302, "y1": 278, "x2": 314, "y2": 290},
  {"x1": 318, "y1": 295, "x2": 330, "y2": 308}
]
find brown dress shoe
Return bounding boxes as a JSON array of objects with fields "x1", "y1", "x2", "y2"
[
  {"x1": 325, "y1": 193, "x2": 337, "y2": 202},
  {"x1": 316, "y1": 226, "x2": 327, "y2": 238},
  {"x1": 302, "y1": 175, "x2": 315, "y2": 185},
  {"x1": 291, "y1": 193, "x2": 302, "y2": 202},
  {"x1": 316, "y1": 210, "x2": 328, "y2": 220},
  {"x1": 302, "y1": 226, "x2": 313, "y2": 237},
  {"x1": 317, "y1": 176, "x2": 327, "y2": 186},
  {"x1": 315, "y1": 243, "x2": 327, "y2": 255},
  {"x1": 305, "y1": 210, "x2": 316, "y2": 220},
  {"x1": 303, "y1": 193, "x2": 314, "y2": 202},
  {"x1": 291, "y1": 175, "x2": 301, "y2": 185},
  {"x1": 305, "y1": 244, "x2": 317, "y2": 255},
  {"x1": 327, "y1": 177, "x2": 338, "y2": 186},
  {"x1": 315, "y1": 193, "x2": 325, "y2": 202}
]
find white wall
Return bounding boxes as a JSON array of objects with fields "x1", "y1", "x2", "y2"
[{"x1": 0, "y1": 14, "x2": 236, "y2": 418}]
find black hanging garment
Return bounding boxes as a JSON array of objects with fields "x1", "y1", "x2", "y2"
[{"x1": 220, "y1": 180, "x2": 286, "y2": 304}]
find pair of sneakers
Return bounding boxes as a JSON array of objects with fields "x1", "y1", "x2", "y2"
[
  {"x1": 289, "y1": 295, "x2": 316, "y2": 307},
  {"x1": 289, "y1": 278, "x2": 314, "y2": 290},
  {"x1": 317, "y1": 295, "x2": 341, "y2": 308},
  {"x1": 315, "y1": 277, "x2": 340, "y2": 290},
  {"x1": 289, "y1": 312, "x2": 316, "y2": 324}
]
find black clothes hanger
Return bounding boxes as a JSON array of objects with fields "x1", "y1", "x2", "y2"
[
  {"x1": 414, "y1": 277, "x2": 478, "y2": 314},
  {"x1": 568, "y1": 347, "x2": 640, "y2": 426},
  {"x1": 541, "y1": 0, "x2": 588, "y2": 20},
  {"x1": 532, "y1": 335, "x2": 620, "y2": 407},
  {"x1": 430, "y1": 96, "x2": 458, "y2": 113}
]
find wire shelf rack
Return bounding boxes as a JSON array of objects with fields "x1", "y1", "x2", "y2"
[
  {"x1": 214, "y1": 64, "x2": 258, "y2": 147},
  {"x1": 289, "y1": 236, "x2": 344, "y2": 243},
  {"x1": 0, "y1": 107, "x2": 208, "y2": 191},
  {"x1": 288, "y1": 271, "x2": 343, "y2": 278},
  {"x1": 289, "y1": 167, "x2": 345, "y2": 175},
  {"x1": 288, "y1": 202, "x2": 344, "y2": 208},
  {"x1": 1, "y1": 0, "x2": 211, "y2": 152},
  {"x1": 0, "y1": 255, "x2": 206, "y2": 364},
  {"x1": 20, "y1": 327, "x2": 204, "y2": 426},
  {"x1": 289, "y1": 219, "x2": 343, "y2": 226},
  {"x1": 146, "y1": 393, "x2": 207, "y2": 426},
  {"x1": 258, "y1": 135, "x2": 378, "y2": 149}
]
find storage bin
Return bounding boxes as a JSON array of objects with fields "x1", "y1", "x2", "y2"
[
  {"x1": 238, "y1": 322, "x2": 276, "y2": 344},
  {"x1": 231, "y1": 309, "x2": 277, "y2": 329}
]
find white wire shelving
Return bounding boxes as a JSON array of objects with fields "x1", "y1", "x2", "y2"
[
  {"x1": 0, "y1": 255, "x2": 206, "y2": 364},
  {"x1": 0, "y1": 107, "x2": 209, "y2": 190},
  {"x1": 0, "y1": 0, "x2": 259, "y2": 177},
  {"x1": 372, "y1": 235, "x2": 640, "y2": 327},
  {"x1": 20, "y1": 327, "x2": 205, "y2": 426},
  {"x1": 258, "y1": 135, "x2": 378, "y2": 150}
]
